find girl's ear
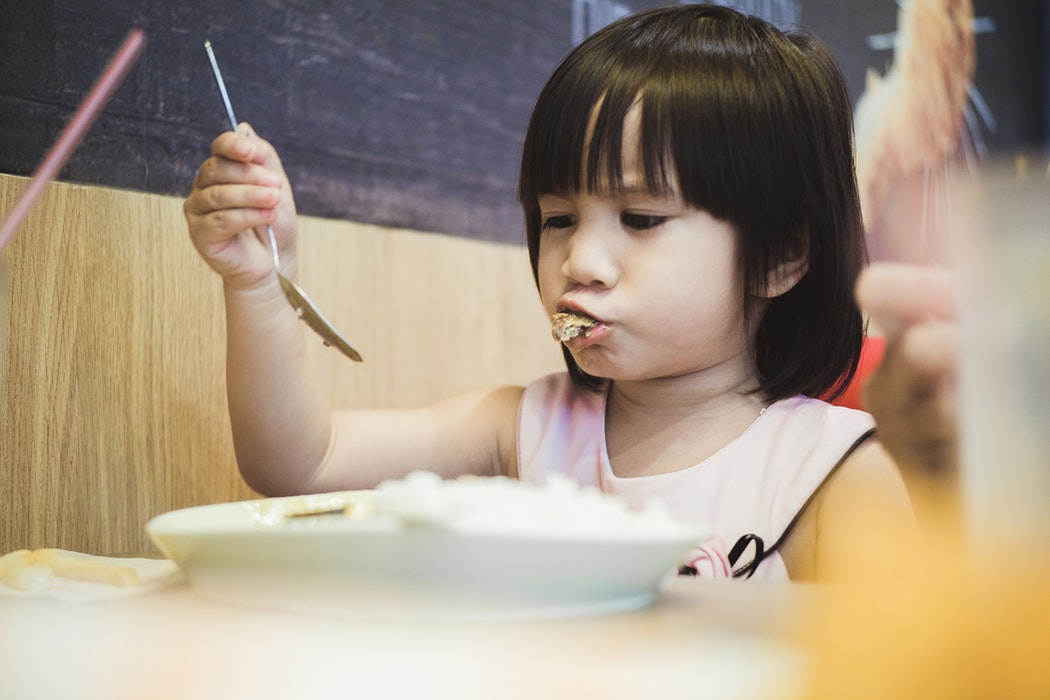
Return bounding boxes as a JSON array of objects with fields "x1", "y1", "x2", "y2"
[{"x1": 760, "y1": 254, "x2": 809, "y2": 298}]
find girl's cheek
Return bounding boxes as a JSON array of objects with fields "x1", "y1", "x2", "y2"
[{"x1": 536, "y1": 272, "x2": 562, "y2": 314}]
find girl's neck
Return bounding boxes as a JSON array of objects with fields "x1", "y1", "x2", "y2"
[{"x1": 604, "y1": 372, "x2": 769, "y2": 479}]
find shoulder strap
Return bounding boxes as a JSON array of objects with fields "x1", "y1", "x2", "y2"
[{"x1": 730, "y1": 427, "x2": 877, "y2": 578}]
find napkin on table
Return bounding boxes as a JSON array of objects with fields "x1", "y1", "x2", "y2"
[{"x1": 0, "y1": 548, "x2": 182, "y2": 602}]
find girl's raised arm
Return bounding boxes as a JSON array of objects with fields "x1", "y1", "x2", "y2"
[{"x1": 184, "y1": 127, "x2": 521, "y2": 496}]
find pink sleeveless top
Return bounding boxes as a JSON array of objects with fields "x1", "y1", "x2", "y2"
[{"x1": 516, "y1": 373, "x2": 876, "y2": 580}]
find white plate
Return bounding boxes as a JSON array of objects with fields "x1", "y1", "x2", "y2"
[{"x1": 147, "y1": 475, "x2": 710, "y2": 621}]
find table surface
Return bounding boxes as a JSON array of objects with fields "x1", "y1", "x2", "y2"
[{"x1": 0, "y1": 574, "x2": 815, "y2": 700}]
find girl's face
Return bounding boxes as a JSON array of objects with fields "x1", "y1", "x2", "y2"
[{"x1": 536, "y1": 110, "x2": 757, "y2": 384}]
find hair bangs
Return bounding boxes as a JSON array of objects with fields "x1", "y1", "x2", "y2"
[{"x1": 520, "y1": 72, "x2": 682, "y2": 207}]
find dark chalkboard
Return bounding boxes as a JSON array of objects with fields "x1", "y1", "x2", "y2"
[
  {"x1": 0, "y1": 1, "x2": 1044, "y2": 243},
  {"x1": 0, "y1": 0, "x2": 577, "y2": 242}
]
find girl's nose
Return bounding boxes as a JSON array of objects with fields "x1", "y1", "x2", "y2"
[{"x1": 561, "y1": 221, "x2": 619, "y2": 288}]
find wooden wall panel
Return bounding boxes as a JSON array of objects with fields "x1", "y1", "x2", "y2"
[{"x1": 0, "y1": 174, "x2": 563, "y2": 554}]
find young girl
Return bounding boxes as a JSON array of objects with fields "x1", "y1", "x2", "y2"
[{"x1": 183, "y1": 4, "x2": 915, "y2": 580}]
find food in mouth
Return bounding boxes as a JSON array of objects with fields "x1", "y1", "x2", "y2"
[{"x1": 551, "y1": 311, "x2": 598, "y2": 342}]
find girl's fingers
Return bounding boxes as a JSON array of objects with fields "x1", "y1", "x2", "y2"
[
  {"x1": 197, "y1": 209, "x2": 276, "y2": 245},
  {"x1": 192, "y1": 154, "x2": 282, "y2": 192},
  {"x1": 185, "y1": 182, "x2": 281, "y2": 218},
  {"x1": 209, "y1": 123, "x2": 284, "y2": 170},
  {"x1": 236, "y1": 122, "x2": 286, "y2": 168},
  {"x1": 184, "y1": 186, "x2": 280, "y2": 256},
  {"x1": 182, "y1": 125, "x2": 293, "y2": 284},
  {"x1": 186, "y1": 202, "x2": 277, "y2": 244}
]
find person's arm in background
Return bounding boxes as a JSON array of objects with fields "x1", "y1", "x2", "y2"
[{"x1": 855, "y1": 262, "x2": 959, "y2": 525}]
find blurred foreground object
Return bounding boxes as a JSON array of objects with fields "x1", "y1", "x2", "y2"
[
  {"x1": 795, "y1": 516, "x2": 1050, "y2": 700},
  {"x1": 798, "y1": 158, "x2": 1050, "y2": 700},
  {"x1": 0, "y1": 29, "x2": 143, "y2": 404},
  {"x1": 0, "y1": 29, "x2": 145, "y2": 253},
  {"x1": 956, "y1": 156, "x2": 1050, "y2": 543},
  {"x1": 854, "y1": 0, "x2": 975, "y2": 263}
]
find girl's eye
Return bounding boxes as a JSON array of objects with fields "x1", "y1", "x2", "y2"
[
  {"x1": 541, "y1": 214, "x2": 574, "y2": 231},
  {"x1": 621, "y1": 213, "x2": 668, "y2": 230}
]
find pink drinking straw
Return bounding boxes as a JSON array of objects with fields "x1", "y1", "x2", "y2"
[{"x1": 0, "y1": 28, "x2": 147, "y2": 253}]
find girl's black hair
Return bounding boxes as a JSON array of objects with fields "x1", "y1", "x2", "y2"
[{"x1": 518, "y1": 4, "x2": 866, "y2": 401}]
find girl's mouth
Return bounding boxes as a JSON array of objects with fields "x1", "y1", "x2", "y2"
[{"x1": 551, "y1": 311, "x2": 599, "y2": 342}]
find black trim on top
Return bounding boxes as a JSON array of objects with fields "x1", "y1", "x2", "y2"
[{"x1": 730, "y1": 427, "x2": 878, "y2": 578}]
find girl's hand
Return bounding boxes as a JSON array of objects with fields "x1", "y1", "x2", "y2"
[{"x1": 183, "y1": 123, "x2": 298, "y2": 289}]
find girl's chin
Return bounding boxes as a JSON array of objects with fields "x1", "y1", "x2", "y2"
[{"x1": 568, "y1": 347, "x2": 622, "y2": 378}]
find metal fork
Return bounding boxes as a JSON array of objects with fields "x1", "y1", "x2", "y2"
[{"x1": 204, "y1": 40, "x2": 362, "y2": 362}]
